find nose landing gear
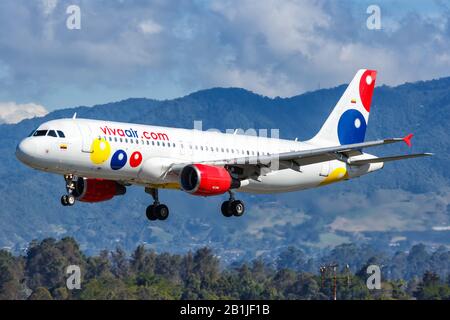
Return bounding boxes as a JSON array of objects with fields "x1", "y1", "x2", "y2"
[
  {"x1": 61, "y1": 174, "x2": 76, "y2": 206},
  {"x1": 221, "y1": 191, "x2": 245, "y2": 217},
  {"x1": 145, "y1": 188, "x2": 169, "y2": 221}
]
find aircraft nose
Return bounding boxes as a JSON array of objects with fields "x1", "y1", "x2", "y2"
[{"x1": 16, "y1": 138, "x2": 36, "y2": 164}]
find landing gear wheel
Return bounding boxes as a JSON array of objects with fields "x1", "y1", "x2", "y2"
[
  {"x1": 61, "y1": 195, "x2": 68, "y2": 206},
  {"x1": 61, "y1": 174, "x2": 76, "y2": 207},
  {"x1": 66, "y1": 194, "x2": 75, "y2": 206},
  {"x1": 144, "y1": 188, "x2": 170, "y2": 221},
  {"x1": 221, "y1": 201, "x2": 233, "y2": 217},
  {"x1": 61, "y1": 194, "x2": 75, "y2": 206},
  {"x1": 155, "y1": 204, "x2": 169, "y2": 220},
  {"x1": 146, "y1": 205, "x2": 157, "y2": 221},
  {"x1": 231, "y1": 200, "x2": 245, "y2": 217}
]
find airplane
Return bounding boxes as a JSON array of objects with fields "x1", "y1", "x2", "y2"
[{"x1": 15, "y1": 69, "x2": 432, "y2": 221}]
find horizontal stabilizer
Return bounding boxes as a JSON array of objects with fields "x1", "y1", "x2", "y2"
[{"x1": 348, "y1": 153, "x2": 433, "y2": 165}]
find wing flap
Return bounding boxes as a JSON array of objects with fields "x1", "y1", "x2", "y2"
[{"x1": 348, "y1": 153, "x2": 433, "y2": 165}]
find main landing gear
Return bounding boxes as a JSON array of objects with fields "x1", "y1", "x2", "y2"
[
  {"x1": 145, "y1": 188, "x2": 169, "y2": 221},
  {"x1": 221, "y1": 191, "x2": 245, "y2": 218},
  {"x1": 61, "y1": 174, "x2": 76, "y2": 206}
]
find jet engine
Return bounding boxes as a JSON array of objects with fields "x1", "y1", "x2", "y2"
[
  {"x1": 73, "y1": 177, "x2": 126, "y2": 202},
  {"x1": 180, "y1": 164, "x2": 240, "y2": 196}
]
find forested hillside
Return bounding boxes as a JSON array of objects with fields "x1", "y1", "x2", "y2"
[{"x1": 1, "y1": 238, "x2": 450, "y2": 300}]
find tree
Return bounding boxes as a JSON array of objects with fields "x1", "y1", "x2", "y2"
[
  {"x1": 25, "y1": 238, "x2": 86, "y2": 293},
  {"x1": 85, "y1": 250, "x2": 112, "y2": 280},
  {"x1": 29, "y1": 287, "x2": 53, "y2": 300},
  {"x1": 406, "y1": 244, "x2": 430, "y2": 279},
  {"x1": 0, "y1": 250, "x2": 25, "y2": 299},
  {"x1": 111, "y1": 247, "x2": 130, "y2": 279},
  {"x1": 276, "y1": 247, "x2": 306, "y2": 271},
  {"x1": 130, "y1": 245, "x2": 156, "y2": 275},
  {"x1": 414, "y1": 271, "x2": 448, "y2": 300}
]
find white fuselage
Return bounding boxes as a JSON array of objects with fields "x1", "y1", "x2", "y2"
[{"x1": 16, "y1": 118, "x2": 382, "y2": 194}]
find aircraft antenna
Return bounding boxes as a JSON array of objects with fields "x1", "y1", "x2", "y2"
[{"x1": 72, "y1": 112, "x2": 77, "y2": 119}]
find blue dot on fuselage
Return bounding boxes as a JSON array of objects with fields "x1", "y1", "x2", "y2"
[
  {"x1": 111, "y1": 150, "x2": 127, "y2": 170},
  {"x1": 337, "y1": 109, "x2": 367, "y2": 145}
]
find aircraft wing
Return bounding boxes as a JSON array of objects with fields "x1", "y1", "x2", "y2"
[
  {"x1": 203, "y1": 136, "x2": 411, "y2": 167},
  {"x1": 165, "y1": 134, "x2": 431, "y2": 178}
]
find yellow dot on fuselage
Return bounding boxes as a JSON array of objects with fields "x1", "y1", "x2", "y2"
[{"x1": 90, "y1": 138, "x2": 111, "y2": 164}]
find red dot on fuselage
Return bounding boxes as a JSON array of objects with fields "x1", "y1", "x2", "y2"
[{"x1": 130, "y1": 151, "x2": 142, "y2": 167}]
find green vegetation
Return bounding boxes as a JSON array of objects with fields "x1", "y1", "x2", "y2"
[{"x1": 1, "y1": 237, "x2": 450, "y2": 300}]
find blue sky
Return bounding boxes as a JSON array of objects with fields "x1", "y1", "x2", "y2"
[{"x1": 0, "y1": 0, "x2": 449, "y2": 122}]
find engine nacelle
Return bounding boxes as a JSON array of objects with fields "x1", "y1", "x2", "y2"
[
  {"x1": 73, "y1": 177, "x2": 126, "y2": 203},
  {"x1": 180, "y1": 164, "x2": 240, "y2": 196}
]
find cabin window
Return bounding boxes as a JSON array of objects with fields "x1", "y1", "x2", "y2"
[
  {"x1": 33, "y1": 130, "x2": 48, "y2": 137},
  {"x1": 47, "y1": 130, "x2": 57, "y2": 137}
]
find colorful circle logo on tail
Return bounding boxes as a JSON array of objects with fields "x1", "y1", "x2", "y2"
[
  {"x1": 337, "y1": 109, "x2": 367, "y2": 145},
  {"x1": 359, "y1": 70, "x2": 376, "y2": 112},
  {"x1": 129, "y1": 151, "x2": 143, "y2": 168},
  {"x1": 110, "y1": 150, "x2": 127, "y2": 170},
  {"x1": 90, "y1": 138, "x2": 111, "y2": 164}
]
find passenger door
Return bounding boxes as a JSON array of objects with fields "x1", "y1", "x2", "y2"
[{"x1": 77, "y1": 122, "x2": 93, "y2": 153}]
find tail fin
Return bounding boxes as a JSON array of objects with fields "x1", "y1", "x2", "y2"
[{"x1": 309, "y1": 69, "x2": 377, "y2": 146}]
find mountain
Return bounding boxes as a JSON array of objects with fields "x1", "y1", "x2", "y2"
[{"x1": 1, "y1": 77, "x2": 449, "y2": 262}]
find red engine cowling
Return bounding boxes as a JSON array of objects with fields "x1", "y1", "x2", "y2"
[
  {"x1": 73, "y1": 177, "x2": 126, "y2": 203},
  {"x1": 180, "y1": 164, "x2": 240, "y2": 196}
]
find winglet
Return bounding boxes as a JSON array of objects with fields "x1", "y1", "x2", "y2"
[{"x1": 403, "y1": 133, "x2": 413, "y2": 147}]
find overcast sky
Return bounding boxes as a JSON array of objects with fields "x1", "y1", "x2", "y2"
[{"x1": 0, "y1": 0, "x2": 449, "y2": 122}]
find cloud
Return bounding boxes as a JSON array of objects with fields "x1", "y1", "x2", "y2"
[
  {"x1": 1, "y1": 1, "x2": 450, "y2": 109},
  {"x1": 40, "y1": 0, "x2": 58, "y2": 16},
  {"x1": 139, "y1": 19, "x2": 163, "y2": 35},
  {"x1": 432, "y1": 226, "x2": 450, "y2": 231},
  {"x1": 0, "y1": 102, "x2": 48, "y2": 124}
]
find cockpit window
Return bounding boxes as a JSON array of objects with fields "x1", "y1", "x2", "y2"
[
  {"x1": 28, "y1": 129, "x2": 36, "y2": 137},
  {"x1": 47, "y1": 130, "x2": 57, "y2": 137},
  {"x1": 33, "y1": 130, "x2": 48, "y2": 137},
  {"x1": 57, "y1": 130, "x2": 65, "y2": 138}
]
